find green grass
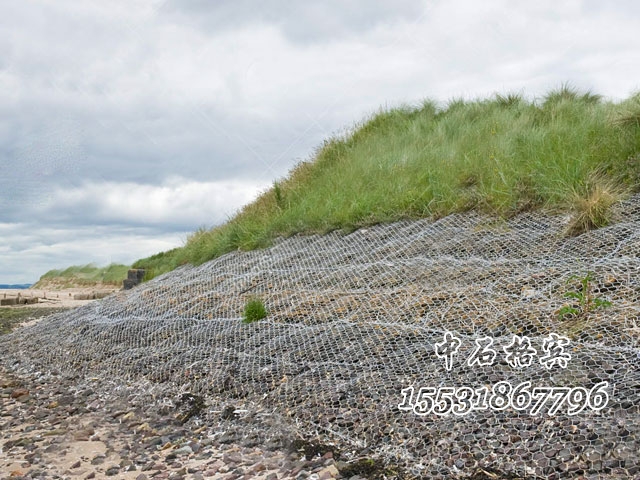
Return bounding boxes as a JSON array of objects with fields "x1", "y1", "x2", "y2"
[
  {"x1": 243, "y1": 297, "x2": 268, "y2": 324},
  {"x1": 34, "y1": 263, "x2": 130, "y2": 288},
  {"x1": 0, "y1": 307, "x2": 69, "y2": 335},
  {"x1": 134, "y1": 86, "x2": 640, "y2": 279}
]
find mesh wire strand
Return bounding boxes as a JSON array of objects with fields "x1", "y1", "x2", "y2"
[{"x1": 2, "y1": 195, "x2": 640, "y2": 478}]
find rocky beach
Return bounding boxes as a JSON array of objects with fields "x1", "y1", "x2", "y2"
[
  {"x1": 1, "y1": 298, "x2": 360, "y2": 480},
  {"x1": 0, "y1": 368, "x2": 355, "y2": 480}
]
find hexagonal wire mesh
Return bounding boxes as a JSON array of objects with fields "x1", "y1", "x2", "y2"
[{"x1": 2, "y1": 194, "x2": 640, "y2": 479}]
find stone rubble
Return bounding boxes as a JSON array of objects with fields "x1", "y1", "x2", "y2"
[{"x1": 1, "y1": 370, "x2": 377, "y2": 480}]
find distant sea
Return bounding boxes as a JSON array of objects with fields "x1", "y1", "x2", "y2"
[{"x1": 0, "y1": 284, "x2": 32, "y2": 289}]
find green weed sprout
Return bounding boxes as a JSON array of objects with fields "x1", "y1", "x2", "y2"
[
  {"x1": 558, "y1": 272, "x2": 611, "y2": 321},
  {"x1": 243, "y1": 297, "x2": 268, "y2": 324}
]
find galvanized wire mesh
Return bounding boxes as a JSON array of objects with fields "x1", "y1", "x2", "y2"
[{"x1": 2, "y1": 195, "x2": 640, "y2": 478}]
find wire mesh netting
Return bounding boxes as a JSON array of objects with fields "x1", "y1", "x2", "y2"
[{"x1": 2, "y1": 195, "x2": 640, "y2": 479}]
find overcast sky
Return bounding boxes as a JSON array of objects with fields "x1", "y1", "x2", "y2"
[{"x1": 1, "y1": 0, "x2": 639, "y2": 283}]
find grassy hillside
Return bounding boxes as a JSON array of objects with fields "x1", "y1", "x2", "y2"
[
  {"x1": 135, "y1": 86, "x2": 640, "y2": 279},
  {"x1": 33, "y1": 263, "x2": 130, "y2": 289}
]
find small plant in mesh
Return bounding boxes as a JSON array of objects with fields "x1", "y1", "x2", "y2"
[
  {"x1": 557, "y1": 271, "x2": 612, "y2": 321},
  {"x1": 243, "y1": 297, "x2": 268, "y2": 324}
]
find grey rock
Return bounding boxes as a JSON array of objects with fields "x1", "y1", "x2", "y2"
[
  {"x1": 174, "y1": 445, "x2": 193, "y2": 456},
  {"x1": 105, "y1": 466, "x2": 120, "y2": 476}
]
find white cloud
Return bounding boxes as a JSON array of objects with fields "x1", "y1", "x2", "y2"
[
  {"x1": 45, "y1": 178, "x2": 269, "y2": 228},
  {"x1": 0, "y1": 177, "x2": 269, "y2": 283}
]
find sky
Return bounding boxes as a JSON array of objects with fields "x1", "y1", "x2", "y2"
[{"x1": 1, "y1": 0, "x2": 639, "y2": 284}]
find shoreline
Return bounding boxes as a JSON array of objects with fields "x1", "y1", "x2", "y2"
[{"x1": 0, "y1": 287, "x2": 119, "y2": 309}]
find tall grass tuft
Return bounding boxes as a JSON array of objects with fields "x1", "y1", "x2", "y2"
[
  {"x1": 565, "y1": 174, "x2": 625, "y2": 236},
  {"x1": 611, "y1": 93, "x2": 640, "y2": 128}
]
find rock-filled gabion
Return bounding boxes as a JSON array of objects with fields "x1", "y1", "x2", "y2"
[{"x1": 2, "y1": 195, "x2": 640, "y2": 479}]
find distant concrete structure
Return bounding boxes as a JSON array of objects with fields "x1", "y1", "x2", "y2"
[
  {"x1": 73, "y1": 291, "x2": 113, "y2": 300},
  {"x1": 0, "y1": 295, "x2": 38, "y2": 306},
  {"x1": 123, "y1": 269, "x2": 145, "y2": 290}
]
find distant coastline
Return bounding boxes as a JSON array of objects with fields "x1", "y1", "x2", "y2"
[{"x1": 0, "y1": 284, "x2": 32, "y2": 289}]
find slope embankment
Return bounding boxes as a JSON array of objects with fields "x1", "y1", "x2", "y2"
[
  {"x1": 3, "y1": 88, "x2": 640, "y2": 479},
  {"x1": 2, "y1": 194, "x2": 640, "y2": 479}
]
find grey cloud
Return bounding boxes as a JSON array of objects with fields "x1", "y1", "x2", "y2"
[
  {"x1": 0, "y1": 96, "x2": 313, "y2": 213},
  {"x1": 581, "y1": 0, "x2": 640, "y2": 15},
  {"x1": 160, "y1": 0, "x2": 425, "y2": 43},
  {"x1": 2, "y1": 0, "x2": 640, "y2": 283}
]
